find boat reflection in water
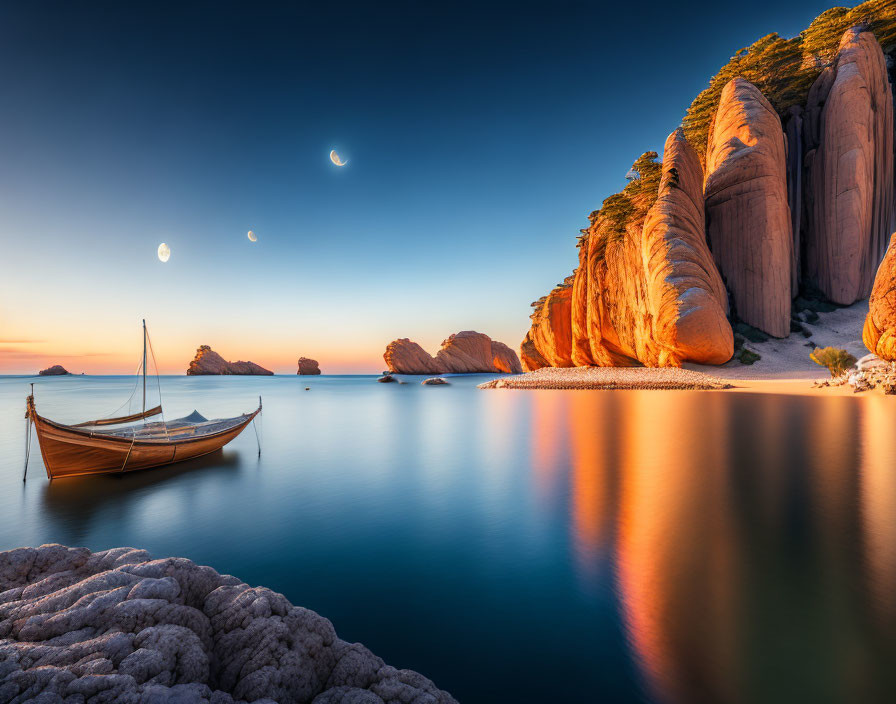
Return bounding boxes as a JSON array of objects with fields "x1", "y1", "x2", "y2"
[{"x1": 538, "y1": 390, "x2": 896, "y2": 704}]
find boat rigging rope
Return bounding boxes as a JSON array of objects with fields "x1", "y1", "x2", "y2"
[
  {"x1": 22, "y1": 415, "x2": 32, "y2": 483},
  {"x1": 252, "y1": 417, "x2": 262, "y2": 456},
  {"x1": 144, "y1": 327, "x2": 168, "y2": 439},
  {"x1": 252, "y1": 396, "x2": 262, "y2": 456}
]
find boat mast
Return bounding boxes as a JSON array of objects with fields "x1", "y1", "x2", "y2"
[{"x1": 142, "y1": 319, "x2": 147, "y2": 418}]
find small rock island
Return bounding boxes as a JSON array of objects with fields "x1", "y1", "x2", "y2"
[
  {"x1": 0, "y1": 544, "x2": 457, "y2": 703},
  {"x1": 297, "y1": 357, "x2": 321, "y2": 375},
  {"x1": 187, "y1": 345, "x2": 273, "y2": 375},
  {"x1": 38, "y1": 364, "x2": 70, "y2": 376},
  {"x1": 384, "y1": 330, "x2": 523, "y2": 374}
]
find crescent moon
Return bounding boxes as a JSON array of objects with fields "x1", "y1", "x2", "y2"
[
  {"x1": 329, "y1": 150, "x2": 347, "y2": 167},
  {"x1": 157, "y1": 243, "x2": 170, "y2": 262},
  {"x1": 247, "y1": 230, "x2": 257, "y2": 242}
]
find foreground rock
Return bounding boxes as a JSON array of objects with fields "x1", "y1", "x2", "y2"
[
  {"x1": 421, "y1": 377, "x2": 449, "y2": 385},
  {"x1": 479, "y1": 366, "x2": 731, "y2": 390},
  {"x1": 38, "y1": 365, "x2": 70, "y2": 376},
  {"x1": 704, "y1": 78, "x2": 793, "y2": 338},
  {"x1": 864, "y1": 232, "x2": 896, "y2": 360},
  {"x1": 805, "y1": 28, "x2": 894, "y2": 304},
  {"x1": 187, "y1": 346, "x2": 273, "y2": 375},
  {"x1": 384, "y1": 331, "x2": 523, "y2": 374},
  {"x1": 297, "y1": 357, "x2": 321, "y2": 375},
  {"x1": 0, "y1": 544, "x2": 457, "y2": 704}
]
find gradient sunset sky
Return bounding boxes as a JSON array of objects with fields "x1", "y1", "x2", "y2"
[{"x1": 0, "y1": 0, "x2": 844, "y2": 373}]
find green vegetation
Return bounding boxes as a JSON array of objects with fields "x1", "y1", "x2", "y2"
[
  {"x1": 581, "y1": 152, "x2": 663, "y2": 264},
  {"x1": 810, "y1": 346, "x2": 857, "y2": 377},
  {"x1": 738, "y1": 348, "x2": 761, "y2": 365},
  {"x1": 682, "y1": 0, "x2": 896, "y2": 162},
  {"x1": 571, "y1": 1, "x2": 895, "y2": 281}
]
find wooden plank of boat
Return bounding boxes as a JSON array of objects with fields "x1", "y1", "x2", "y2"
[
  {"x1": 71, "y1": 405, "x2": 163, "y2": 427},
  {"x1": 27, "y1": 396, "x2": 261, "y2": 479}
]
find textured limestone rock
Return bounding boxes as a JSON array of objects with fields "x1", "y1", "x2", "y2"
[
  {"x1": 520, "y1": 331, "x2": 549, "y2": 372},
  {"x1": 383, "y1": 339, "x2": 444, "y2": 375},
  {"x1": 805, "y1": 28, "x2": 894, "y2": 304},
  {"x1": 297, "y1": 357, "x2": 321, "y2": 375},
  {"x1": 704, "y1": 78, "x2": 793, "y2": 338},
  {"x1": 421, "y1": 377, "x2": 448, "y2": 385},
  {"x1": 384, "y1": 331, "x2": 522, "y2": 374},
  {"x1": 864, "y1": 232, "x2": 896, "y2": 360},
  {"x1": 570, "y1": 249, "x2": 595, "y2": 367},
  {"x1": 784, "y1": 105, "x2": 804, "y2": 290},
  {"x1": 0, "y1": 544, "x2": 457, "y2": 704},
  {"x1": 38, "y1": 365, "x2": 70, "y2": 376},
  {"x1": 187, "y1": 346, "x2": 273, "y2": 376},
  {"x1": 524, "y1": 282, "x2": 574, "y2": 368},
  {"x1": 436, "y1": 331, "x2": 523, "y2": 374},
  {"x1": 642, "y1": 128, "x2": 733, "y2": 365}
]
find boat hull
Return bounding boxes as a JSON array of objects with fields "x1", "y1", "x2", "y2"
[{"x1": 31, "y1": 411, "x2": 258, "y2": 479}]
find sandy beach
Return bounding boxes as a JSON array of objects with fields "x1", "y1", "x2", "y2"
[{"x1": 481, "y1": 300, "x2": 880, "y2": 396}]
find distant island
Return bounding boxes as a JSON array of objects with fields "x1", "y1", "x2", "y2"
[
  {"x1": 187, "y1": 345, "x2": 273, "y2": 375},
  {"x1": 384, "y1": 330, "x2": 522, "y2": 374},
  {"x1": 297, "y1": 357, "x2": 321, "y2": 375},
  {"x1": 38, "y1": 365, "x2": 70, "y2": 376}
]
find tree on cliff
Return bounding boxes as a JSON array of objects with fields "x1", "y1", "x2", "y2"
[{"x1": 682, "y1": 0, "x2": 896, "y2": 162}]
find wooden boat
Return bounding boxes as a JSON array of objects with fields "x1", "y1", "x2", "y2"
[{"x1": 24, "y1": 321, "x2": 261, "y2": 480}]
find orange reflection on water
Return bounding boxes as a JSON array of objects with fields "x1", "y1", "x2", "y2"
[
  {"x1": 860, "y1": 396, "x2": 896, "y2": 625},
  {"x1": 614, "y1": 391, "x2": 739, "y2": 704},
  {"x1": 529, "y1": 391, "x2": 568, "y2": 503},
  {"x1": 567, "y1": 392, "x2": 619, "y2": 581}
]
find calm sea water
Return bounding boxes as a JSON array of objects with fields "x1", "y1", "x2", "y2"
[{"x1": 2, "y1": 374, "x2": 896, "y2": 703}]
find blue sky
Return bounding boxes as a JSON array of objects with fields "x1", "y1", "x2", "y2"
[{"x1": 0, "y1": 0, "x2": 844, "y2": 372}]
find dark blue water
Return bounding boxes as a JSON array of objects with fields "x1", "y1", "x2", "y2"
[{"x1": 2, "y1": 375, "x2": 896, "y2": 703}]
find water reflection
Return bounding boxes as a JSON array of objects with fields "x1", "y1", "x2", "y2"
[
  {"x1": 40, "y1": 450, "x2": 242, "y2": 546},
  {"x1": 4, "y1": 377, "x2": 896, "y2": 703}
]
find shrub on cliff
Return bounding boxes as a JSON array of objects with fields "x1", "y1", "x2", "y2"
[
  {"x1": 810, "y1": 346, "x2": 857, "y2": 377},
  {"x1": 580, "y1": 151, "x2": 663, "y2": 264},
  {"x1": 682, "y1": 0, "x2": 896, "y2": 162}
]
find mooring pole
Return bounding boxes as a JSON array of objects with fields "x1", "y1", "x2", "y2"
[
  {"x1": 23, "y1": 383, "x2": 34, "y2": 482},
  {"x1": 142, "y1": 319, "x2": 147, "y2": 419}
]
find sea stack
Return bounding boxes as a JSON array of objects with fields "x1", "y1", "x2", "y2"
[
  {"x1": 704, "y1": 78, "x2": 793, "y2": 338},
  {"x1": 187, "y1": 346, "x2": 273, "y2": 375},
  {"x1": 297, "y1": 357, "x2": 321, "y2": 375},
  {"x1": 384, "y1": 331, "x2": 523, "y2": 374},
  {"x1": 804, "y1": 28, "x2": 894, "y2": 304}
]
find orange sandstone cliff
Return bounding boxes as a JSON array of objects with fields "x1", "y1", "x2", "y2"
[{"x1": 522, "y1": 18, "x2": 895, "y2": 369}]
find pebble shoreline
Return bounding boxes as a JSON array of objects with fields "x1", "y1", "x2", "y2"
[{"x1": 479, "y1": 366, "x2": 732, "y2": 390}]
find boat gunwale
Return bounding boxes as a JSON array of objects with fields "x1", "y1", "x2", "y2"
[{"x1": 33, "y1": 407, "x2": 260, "y2": 448}]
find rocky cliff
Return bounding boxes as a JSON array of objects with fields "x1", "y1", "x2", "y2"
[
  {"x1": 705, "y1": 78, "x2": 793, "y2": 338},
  {"x1": 385, "y1": 331, "x2": 523, "y2": 374},
  {"x1": 522, "y1": 7, "x2": 896, "y2": 369},
  {"x1": 805, "y1": 28, "x2": 894, "y2": 304},
  {"x1": 187, "y1": 346, "x2": 273, "y2": 375},
  {"x1": 524, "y1": 130, "x2": 733, "y2": 369},
  {"x1": 297, "y1": 357, "x2": 321, "y2": 375},
  {"x1": 0, "y1": 544, "x2": 456, "y2": 704}
]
